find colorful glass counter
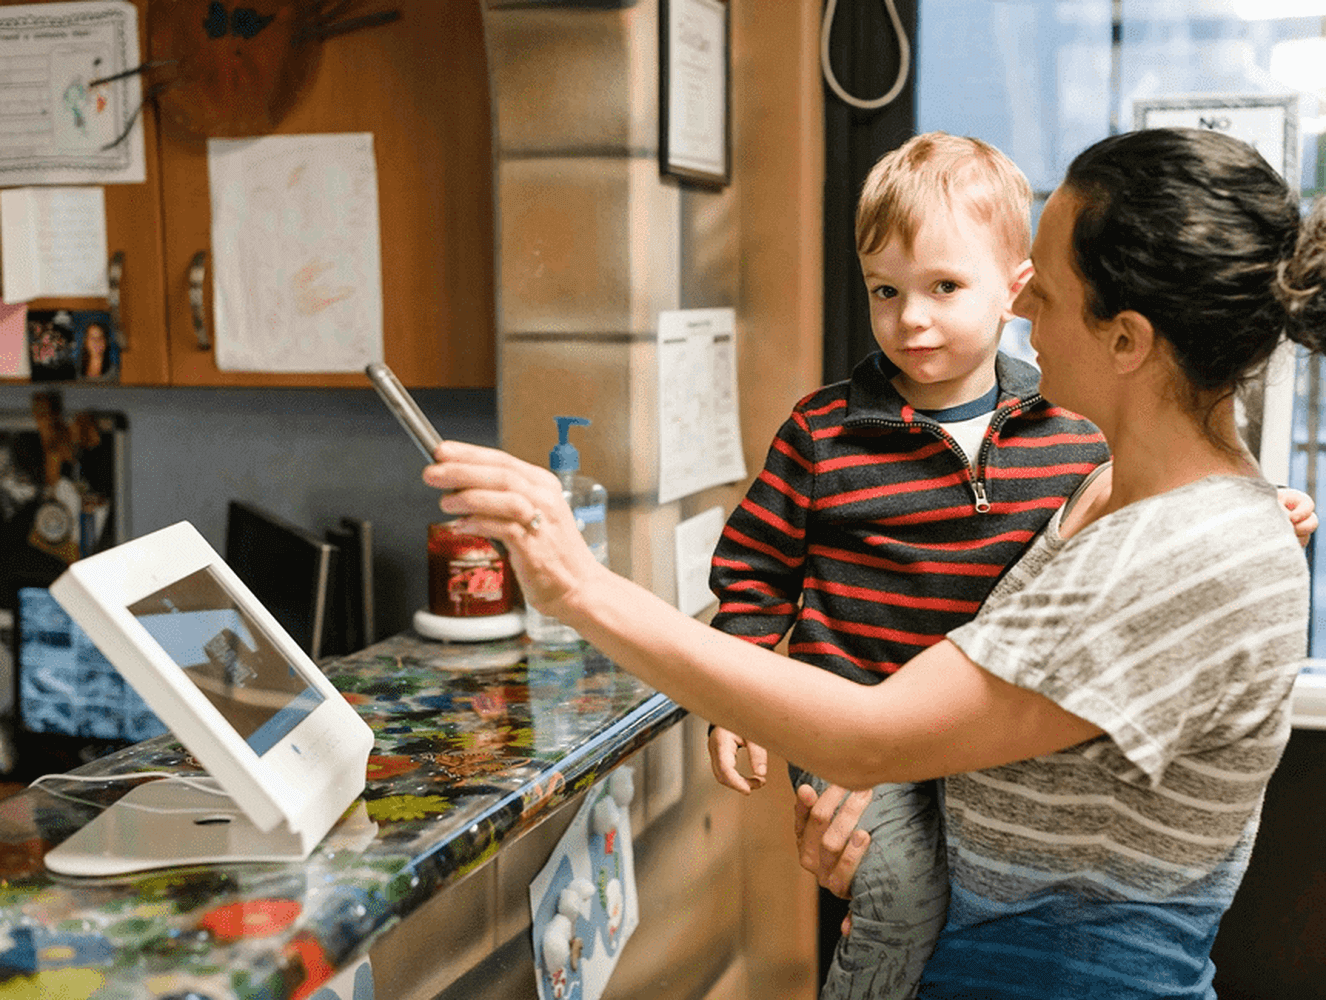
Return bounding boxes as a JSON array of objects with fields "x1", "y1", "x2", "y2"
[{"x1": 0, "y1": 632, "x2": 684, "y2": 1000}]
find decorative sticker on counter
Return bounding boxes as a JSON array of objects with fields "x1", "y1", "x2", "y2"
[
  {"x1": 529, "y1": 768, "x2": 639, "y2": 1000},
  {"x1": 308, "y1": 955, "x2": 374, "y2": 1000},
  {"x1": 0, "y1": 633, "x2": 680, "y2": 998}
]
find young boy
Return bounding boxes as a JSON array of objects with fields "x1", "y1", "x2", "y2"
[{"x1": 707, "y1": 133, "x2": 1110, "y2": 1000}]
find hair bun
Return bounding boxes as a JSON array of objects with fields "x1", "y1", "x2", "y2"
[{"x1": 1277, "y1": 196, "x2": 1326, "y2": 354}]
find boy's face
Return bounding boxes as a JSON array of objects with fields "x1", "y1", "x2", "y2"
[{"x1": 859, "y1": 206, "x2": 1030, "y2": 411}]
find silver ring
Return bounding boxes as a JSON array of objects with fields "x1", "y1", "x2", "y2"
[{"x1": 526, "y1": 510, "x2": 544, "y2": 534}]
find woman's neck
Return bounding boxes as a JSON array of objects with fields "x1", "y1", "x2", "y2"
[{"x1": 1092, "y1": 394, "x2": 1259, "y2": 524}]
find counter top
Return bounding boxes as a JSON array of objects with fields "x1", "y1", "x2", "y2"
[{"x1": 0, "y1": 632, "x2": 684, "y2": 999}]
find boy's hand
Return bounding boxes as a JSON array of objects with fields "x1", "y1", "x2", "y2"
[
  {"x1": 793, "y1": 782, "x2": 871, "y2": 900},
  {"x1": 1277, "y1": 487, "x2": 1318, "y2": 548},
  {"x1": 707, "y1": 727, "x2": 768, "y2": 794}
]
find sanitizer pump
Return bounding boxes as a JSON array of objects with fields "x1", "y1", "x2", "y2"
[
  {"x1": 550, "y1": 417, "x2": 609, "y2": 567},
  {"x1": 526, "y1": 416, "x2": 610, "y2": 643}
]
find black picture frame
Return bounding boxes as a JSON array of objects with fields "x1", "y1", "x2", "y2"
[{"x1": 659, "y1": 0, "x2": 731, "y2": 188}]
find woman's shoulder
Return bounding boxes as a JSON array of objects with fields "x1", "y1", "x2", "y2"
[
  {"x1": 1062, "y1": 468, "x2": 1286, "y2": 544},
  {"x1": 1069, "y1": 474, "x2": 1303, "y2": 596},
  {"x1": 1125, "y1": 474, "x2": 1283, "y2": 537}
]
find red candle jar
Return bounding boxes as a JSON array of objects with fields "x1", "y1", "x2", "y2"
[{"x1": 427, "y1": 522, "x2": 517, "y2": 617}]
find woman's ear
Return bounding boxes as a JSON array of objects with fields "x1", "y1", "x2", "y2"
[
  {"x1": 1003, "y1": 259, "x2": 1034, "y2": 320},
  {"x1": 1107, "y1": 310, "x2": 1155, "y2": 375}
]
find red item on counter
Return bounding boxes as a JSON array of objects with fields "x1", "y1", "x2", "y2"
[{"x1": 427, "y1": 523, "x2": 517, "y2": 618}]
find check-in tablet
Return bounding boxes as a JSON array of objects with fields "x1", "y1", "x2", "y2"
[{"x1": 44, "y1": 521, "x2": 374, "y2": 876}]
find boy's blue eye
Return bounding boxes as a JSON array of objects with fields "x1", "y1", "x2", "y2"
[
  {"x1": 936, "y1": 280, "x2": 959, "y2": 294},
  {"x1": 872, "y1": 285, "x2": 897, "y2": 299}
]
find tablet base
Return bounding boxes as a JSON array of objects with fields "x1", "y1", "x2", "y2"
[{"x1": 45, "y1": 779, "x2": 316, "y2": 877}]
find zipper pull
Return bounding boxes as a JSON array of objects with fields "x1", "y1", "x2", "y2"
[{"x1": 972, "y1": 480, "x2": 991, "y2": 513}]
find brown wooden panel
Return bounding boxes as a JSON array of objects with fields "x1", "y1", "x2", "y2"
[
  {"x1": 155, "y1": 0, "x2": 495, "y2": 388},
  {"x1": 0, "y1": 0, "x2": 170, "y2": 386}
]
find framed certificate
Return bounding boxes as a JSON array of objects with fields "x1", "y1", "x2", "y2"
[{"x1": 660, "y1": 0, "x2": 730, "y2": 187}]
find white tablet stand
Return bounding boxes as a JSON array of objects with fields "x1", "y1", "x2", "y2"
[{"x1": 43, "y1": 522, "x2": 374, "y2": 876}]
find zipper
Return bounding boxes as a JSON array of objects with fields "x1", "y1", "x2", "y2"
[
  {"x1": 970, "y1": 392, "x2": 1043, "y2": 515},
  {"x1": 846, "y1": 391, "x2": 1043, "y2": 517},
  {"x1": 971, "y1": 480, "x2": 991, "y2": 513},
  {"x1": 842, "y1": 415, "x2": 988, "y2": 514}
]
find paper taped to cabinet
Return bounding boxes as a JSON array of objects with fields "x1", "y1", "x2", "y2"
[{"x1": 207, "y1": 133, "x2": 384, "y2": 373}]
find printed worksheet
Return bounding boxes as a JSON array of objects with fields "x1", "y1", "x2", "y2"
[
  {"x1": 657, "y1": 307, "x2": 746, "y2": 504},
  {"x1": 0, "y1": 1, "x2": 146, "y2": 185},
  {"x1": 207, "y1": 133, "x2": 385, "y2": 373}
]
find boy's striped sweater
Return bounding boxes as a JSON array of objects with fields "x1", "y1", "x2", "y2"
[{"x1": 710, "y1": 352, "x2": 1110, "y2": 684}]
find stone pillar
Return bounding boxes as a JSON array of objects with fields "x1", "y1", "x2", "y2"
[{"x1": 486, "y1": 0, "x2": 736, "y2": 600}]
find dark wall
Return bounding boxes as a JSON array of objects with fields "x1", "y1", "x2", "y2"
[
  {"x1": 821, "y1": 0, "x2": 918, "y2": 384},
  {"x1": 1212, "y1": 727, "x2": 1326, "y2": 999},
  {"x1": 0, "y1": 383, "x2": 498, "y2": 640}
]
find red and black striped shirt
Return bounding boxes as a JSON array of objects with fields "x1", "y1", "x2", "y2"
[{"x1": 710, "y1": 352, "x2": 1110, "y2": 684}]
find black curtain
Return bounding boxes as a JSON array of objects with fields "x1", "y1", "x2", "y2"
[
  {"x1": 822, "y1": 0, "x2": 920, "y2": 384},
  {"x1": 816, "y1": 0, "x2": 920, "y2": 985}
]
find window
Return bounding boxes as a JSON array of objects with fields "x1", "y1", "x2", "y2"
[{"x1": 919, "y1": 0, "x2": 1326, "y2": 657}]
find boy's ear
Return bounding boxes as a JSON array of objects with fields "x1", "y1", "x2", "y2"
[{"x1": 1003, "y1": 259, "x2": 1034, "y2": 318}]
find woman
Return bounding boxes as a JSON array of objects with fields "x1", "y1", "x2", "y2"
[
  {"x1": 424, "y1": 129, "x2": 1326, "y2": 998},
  {"x1": 78, "y1": 321, "x2": 114, "y2": 379}
]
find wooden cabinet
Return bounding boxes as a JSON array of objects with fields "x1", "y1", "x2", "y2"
[{"x1": 1, "y1": 0, "x2": 494, "y2": 389}]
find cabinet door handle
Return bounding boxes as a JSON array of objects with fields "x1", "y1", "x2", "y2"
[
  {"x1": 188, "y1": 250, "x2": 210, "y2": 351},
  {"x1": 107, "y1": 251, "x2": 126, "y2": 352}
]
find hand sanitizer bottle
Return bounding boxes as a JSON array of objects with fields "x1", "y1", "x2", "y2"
[{"x1": 526, "y1": 416, "x2": 609, "y2": 644}]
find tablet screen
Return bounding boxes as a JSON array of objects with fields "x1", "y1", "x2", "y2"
[{"x1": 128, "y1": 566, "x2": 325, "y2": 755}]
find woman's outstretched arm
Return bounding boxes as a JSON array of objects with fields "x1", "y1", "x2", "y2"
[{"x1": 424, "y1": 440, "x2": 1103, "y2": 789}]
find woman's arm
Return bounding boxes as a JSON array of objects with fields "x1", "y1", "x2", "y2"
[{"x1": 425, "y1": 441, "x2": 1103, "y2": 788}]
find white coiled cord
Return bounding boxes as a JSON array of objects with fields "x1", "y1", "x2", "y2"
[{"x1": 820, "y1": 0, "x2": 913, "y2": 111}]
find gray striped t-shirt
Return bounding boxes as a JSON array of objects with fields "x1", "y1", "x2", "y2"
[{"x1": 921, "y1": 471, "x2": 1310, "y2": 999}]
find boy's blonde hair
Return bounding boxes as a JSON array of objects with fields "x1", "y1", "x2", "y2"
[{"x1": 855, "y1": 132, "x2": 1032, "y2": 267}]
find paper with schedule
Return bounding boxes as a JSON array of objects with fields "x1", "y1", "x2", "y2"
[{"x1": 657, "y1": 308, "x2": 745, "y2": 504}]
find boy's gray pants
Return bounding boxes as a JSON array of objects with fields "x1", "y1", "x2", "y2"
[{"x1": 789, "y1": 765, "x2": 949, "y2": 1000}]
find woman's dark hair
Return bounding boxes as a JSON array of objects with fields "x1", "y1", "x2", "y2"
[{"x1": 1063, "y1": 127, "x2": 1326, "y2": 424}]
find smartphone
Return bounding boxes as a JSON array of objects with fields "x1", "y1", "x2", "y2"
[{"x1": 365, "y1": 362, "x2": 444, "y2": 461}]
